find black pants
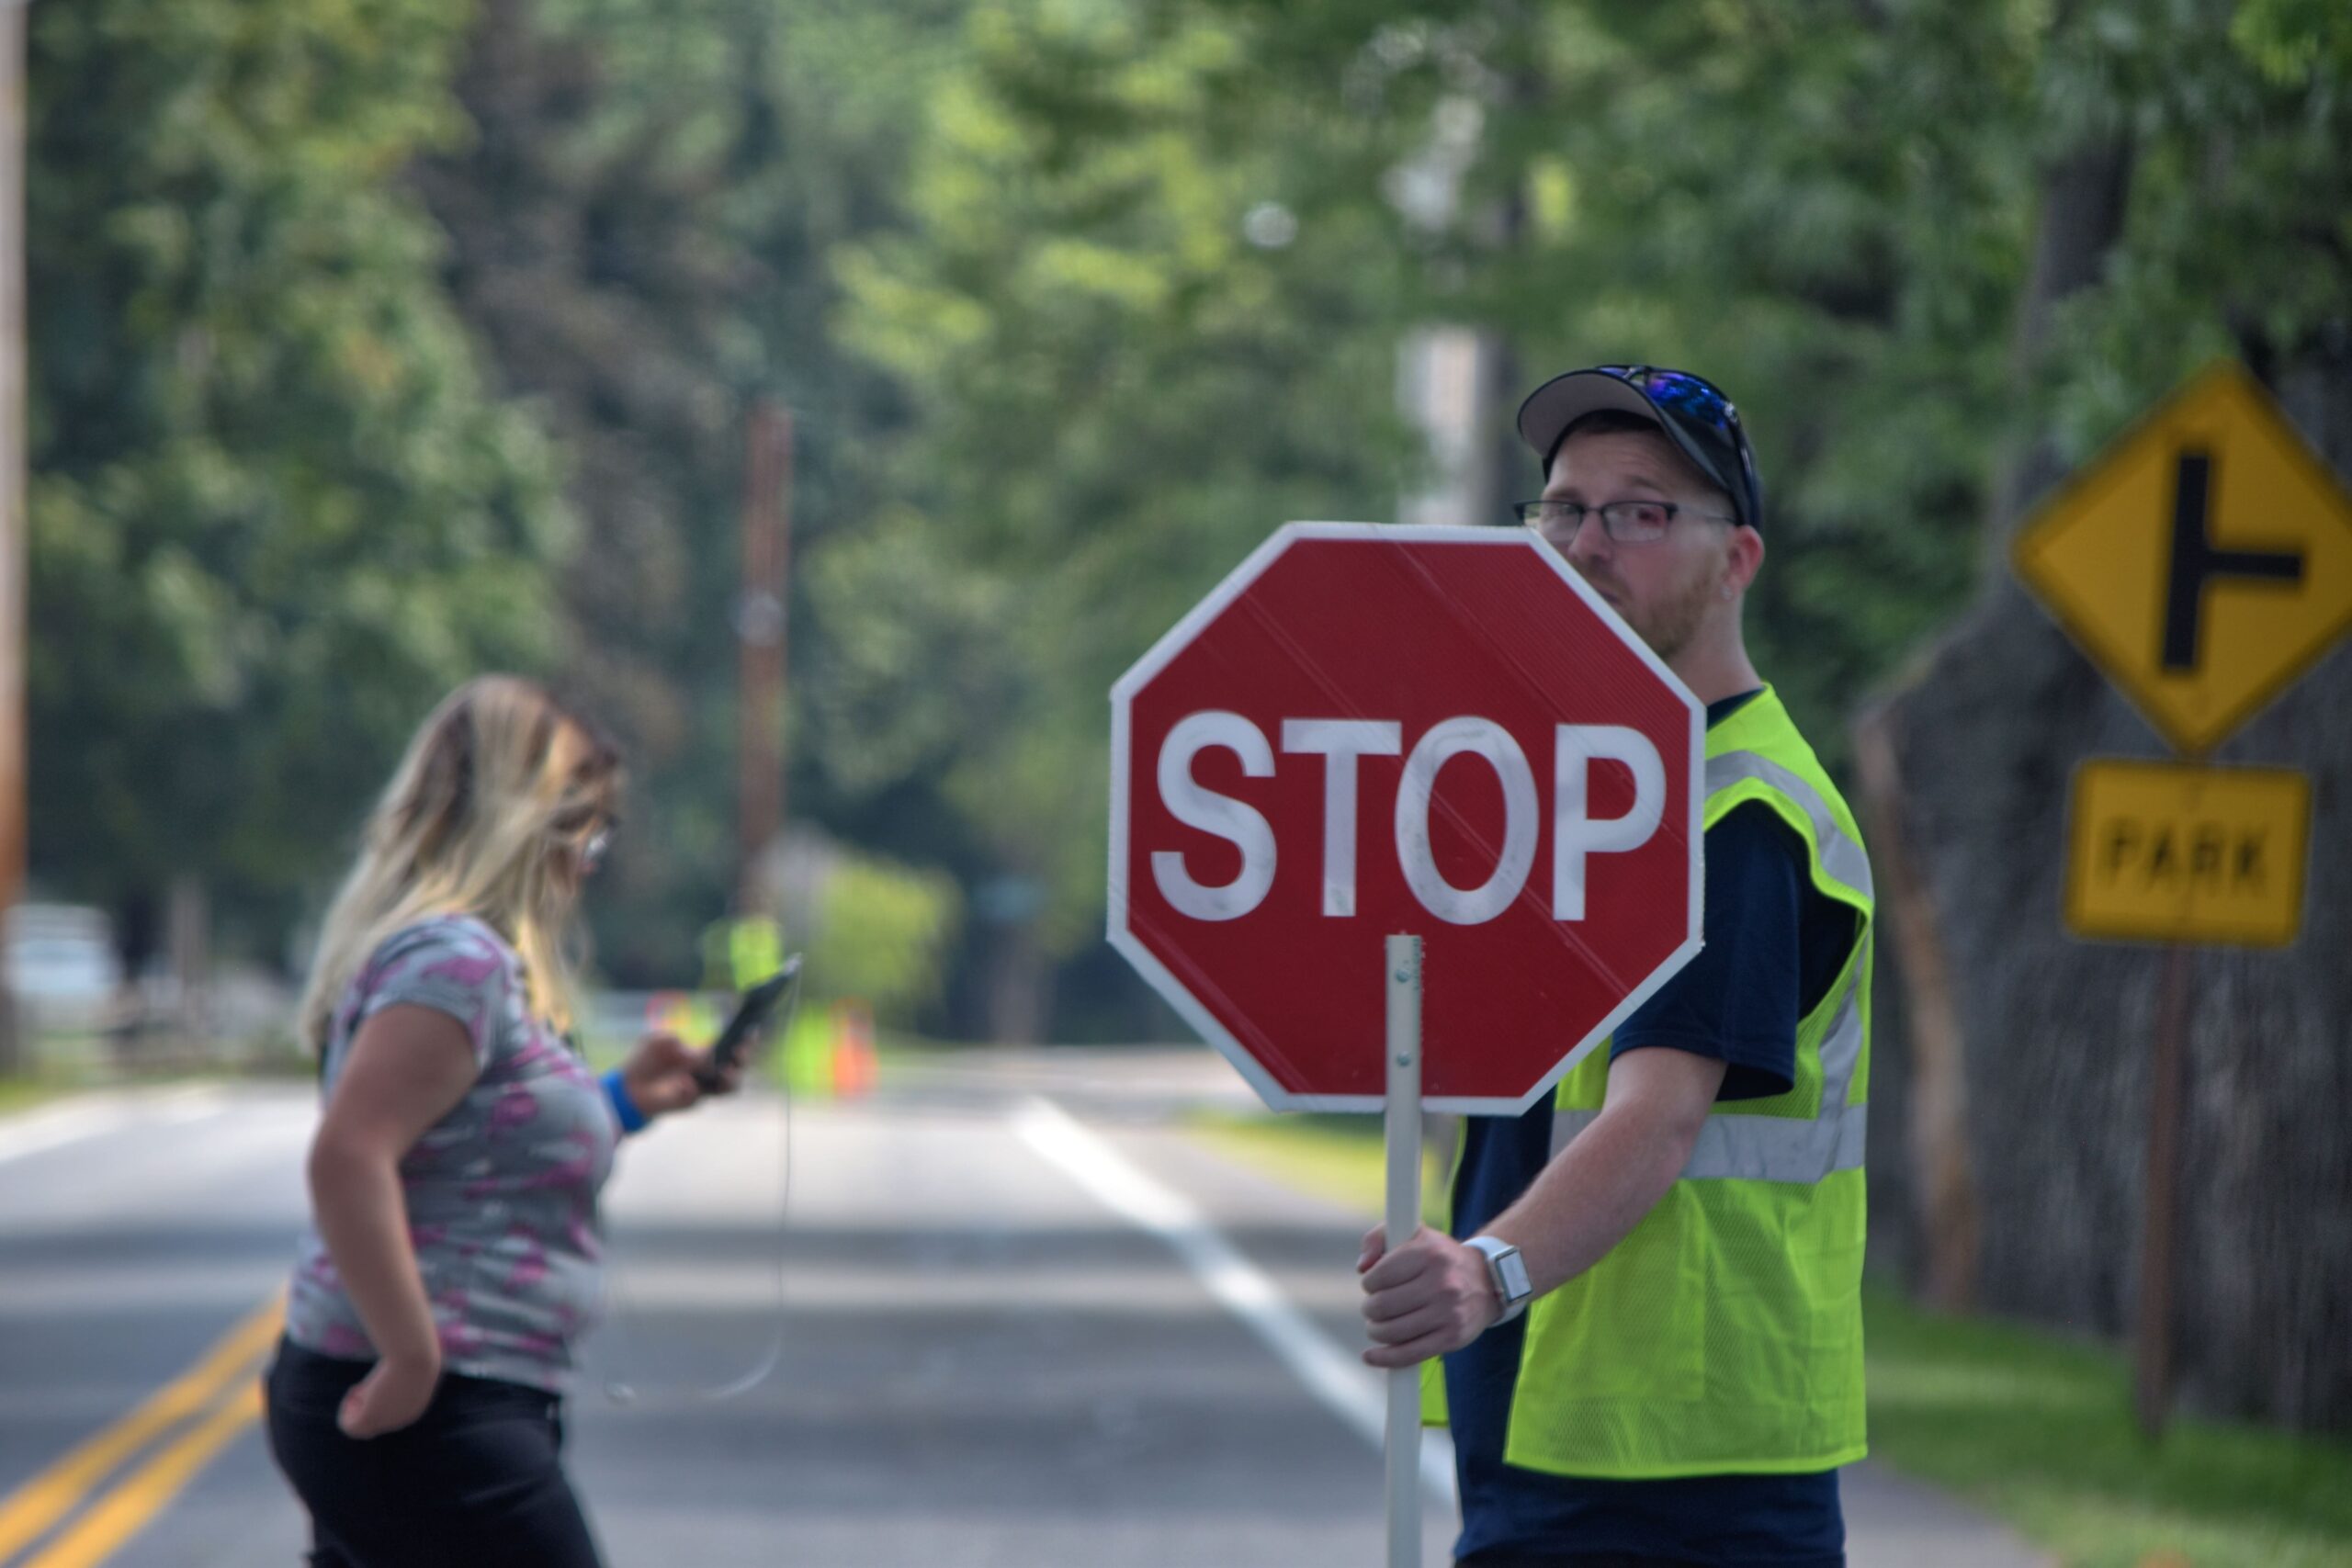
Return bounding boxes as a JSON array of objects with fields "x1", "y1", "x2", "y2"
[{"x1": 265, "y1": 1338, "x2": 605, "y2": 1568}]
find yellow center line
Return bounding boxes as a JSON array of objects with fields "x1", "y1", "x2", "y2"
[
  {"x1": 18, "y1": 1381, "x2": 268, "y2": 1568},
  {"x1": 0, "y1": 1295, "x2": 284, "y2": 1563}
]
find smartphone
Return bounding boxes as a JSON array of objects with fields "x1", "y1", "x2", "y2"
[{"x1": 695, "y1": 956, "x2": 801, "y2": 1089}]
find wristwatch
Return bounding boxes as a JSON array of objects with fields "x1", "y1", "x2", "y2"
[{"x1": 1465, "y1": 1235, "x2": 1535, "y2": 1324}]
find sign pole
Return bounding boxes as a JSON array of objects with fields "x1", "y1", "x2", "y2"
[
  {"x1": 2134, "y1": 942, "x2": 2193, "y2": 1438},
  {"x1": 1385, "y1": 933, "x2": 1424, "y2": 1568}
]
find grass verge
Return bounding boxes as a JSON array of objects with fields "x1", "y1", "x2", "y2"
[
  {"x1": 1864, "y1": 1286, "x2": 2352, "y2": 1568},
  {"x1": 1185, "y1": 1108, "x2": 2352, "y2": 1568},
  {"x1": 1187, "y1": 1109, "x2": 1394, "y2": 1213},
  {"x1": 0, "y1": 1077, "x2": 71, "y2": 1118}
]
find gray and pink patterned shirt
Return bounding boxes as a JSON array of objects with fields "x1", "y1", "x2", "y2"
[{"x1": 285, "y1": 913, "x2": 619, "y2": 1392}]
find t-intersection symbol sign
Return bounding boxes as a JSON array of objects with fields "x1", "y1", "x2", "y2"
[
  {"x1": 2013, "y1": 361, "x2": 2352, "y2": 757},
  {"x1": 2013, "y1": 361, "x2": 2352, "y2": 950},
  {"x1": 1107, "y1": 523, "x2": 1704, "y2": 1114}
]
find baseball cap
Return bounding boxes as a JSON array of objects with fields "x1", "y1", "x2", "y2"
[{"x1": 1515, "y1": 365, "x2": 1765, "y2": 532}]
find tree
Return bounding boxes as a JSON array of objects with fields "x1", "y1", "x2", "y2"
[
  {"x1": 416, "y1": 0, "x2": 961, "y2": 986},
  {"x1": 831, "y1": 0, "x2": 2352, "y2": 1435},
  {"x1": 827, "y1": 0, "x2": 2042, "y2": 1034},
  {"x1": 1194, "y1": 0, "x2": 2352, "y2": 1431},
  {"x1": 25, "y1": 0, "x2": 567, "y2": 959},
  {"x1": 827, "y1": 0, "x2": 1407, "y2": 1037},
  {"x1": 1860, "y1": 0, "x2": 2352, "y2": 1432}
]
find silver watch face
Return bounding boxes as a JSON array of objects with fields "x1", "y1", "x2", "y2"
[{"x1": 1474, "y1": 1237, "x2": 1532, "y2": 1304}]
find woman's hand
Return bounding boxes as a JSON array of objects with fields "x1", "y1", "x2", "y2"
[
  {"x1": 621, "y1": 1032, "x2": 743, "y2": 1120},
  {"x1": 337, "y1": 1348, "x2": 442, "y2": 1438}
]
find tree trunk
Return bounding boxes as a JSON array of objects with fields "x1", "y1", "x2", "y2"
[
  {"x1": 0, "y1": 7, "x2": 24, "y2": 1082},
  {"x1": 0, "y1": 983, "x2": 19, "y2": 1077},
  {"x1": 165, "y1": 874, "x2": 209, "y2": 1066},
  {"x1": 1853, "y1": 707, "x2": 1980, "y2": 1311},
  {"x1": 984, "y1": 920, "x2": 1055, "y2": 1046},
  {"x1": 1857, "y1": 135, "x2": 2136, "y2": 1313},
  {"x1": 1864, "y1": 159, "x2": 2352, "y2": 1427}
]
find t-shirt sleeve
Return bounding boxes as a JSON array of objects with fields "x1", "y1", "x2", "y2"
[
  {"x1": 352, "y1": 919, "x2": 510, "y2": 1071},
  {"x1": 1609, "y1": 801, "x2": 1805, "y2": 1101}
]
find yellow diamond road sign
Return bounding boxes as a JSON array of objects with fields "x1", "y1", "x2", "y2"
[
  {"x1": 2013, "y1": 361, "x2": 2352, "y2": 754},
  {"x1": 2064, "y1": 759, "x2": 2310, "y2": 947}
]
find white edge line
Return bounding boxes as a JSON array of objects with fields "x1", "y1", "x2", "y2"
[
  {"x1": 0, "y1": 1100, "x2": 131, "y2": 1163},
  {"x1": 0, "y1": 1084, "x2": 237, "y2": 1163},
  {"x1": 1012, "y1": 1094, "x2": 1457, "y2": 1505},
  {"x1": 153, "y1": 1086, "x2": 232, "y2": 1125}
]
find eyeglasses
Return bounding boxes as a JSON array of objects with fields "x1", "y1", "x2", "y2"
[{"x1": 1514, "y1": 498, "x2": 1736, "y2": 545}]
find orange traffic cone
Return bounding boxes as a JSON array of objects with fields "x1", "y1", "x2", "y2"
[{"x1": 831, "y1": 999, "x2": 878, "y2": 1098}]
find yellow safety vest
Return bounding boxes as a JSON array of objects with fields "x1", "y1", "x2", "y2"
[{"x1": 1427, "y1": 685, "x2": 1873, "y2": 1478}]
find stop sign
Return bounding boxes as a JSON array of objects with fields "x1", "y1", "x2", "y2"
[{"x1": 1109, "y1": 524, "x2": 1703, "y2": 1112}]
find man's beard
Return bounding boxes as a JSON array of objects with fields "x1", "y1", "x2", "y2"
[{"x1": 1584, "y1": 566, "x2": 1717, "y2": 662}]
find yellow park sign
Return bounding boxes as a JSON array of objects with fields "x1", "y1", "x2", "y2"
[
  {"x1": 2064, "y1": 759, "x2": 2310, "y2": 946},
  {"x1": 2013, "y1": 362, "x2": 2352, "y2": 755}
]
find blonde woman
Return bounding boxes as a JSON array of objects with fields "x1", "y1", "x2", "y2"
[{"x1": 265, "y1": 677, "x2": 740, "y2": 1568}]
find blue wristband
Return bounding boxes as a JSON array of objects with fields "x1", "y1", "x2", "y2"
[{"x1": 602, "y1": 1068, "x2": 650, "y2": 1135}]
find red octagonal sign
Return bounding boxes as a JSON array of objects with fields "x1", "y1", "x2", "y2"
[{"x1": 1109, "y1": 524, "x2": 1704, "y2": 1112}]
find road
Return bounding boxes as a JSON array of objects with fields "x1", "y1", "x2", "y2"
[{"x1": 0, "y1": 1054, "x2": 2046, "y2": 1567}]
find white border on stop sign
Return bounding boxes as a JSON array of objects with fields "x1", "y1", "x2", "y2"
[{"x1": 1106, "y1": 521, "x2": 1706, "y2": 1115}]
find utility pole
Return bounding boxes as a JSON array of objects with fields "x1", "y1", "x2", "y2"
[
  {"x1": 733, "y1": 402, "x2": 792, "y2": 917},
  {"x1": 1397, "y1": 326, "x2": 1510, "y2": 527},
  {"x1": 0, "y1": 1, "x2": 29, "y2": 1075}
]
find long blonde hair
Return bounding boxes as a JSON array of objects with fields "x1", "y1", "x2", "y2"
[{"x1": 298, "y1": 676, "x2": 624, "y2": 1052}]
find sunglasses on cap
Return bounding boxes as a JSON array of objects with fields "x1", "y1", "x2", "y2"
[{"x1": 1520, "y1": 364, "x2": 1766, "y2": 533}]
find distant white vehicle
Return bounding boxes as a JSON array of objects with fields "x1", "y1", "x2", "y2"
[{"x1": 5, "y1": 903, "x2": 126, "y2": 1032}]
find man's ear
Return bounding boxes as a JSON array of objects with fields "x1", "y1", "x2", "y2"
[{"x1": 1725, "y1": 525, "x2": 1765, "y2": 598}]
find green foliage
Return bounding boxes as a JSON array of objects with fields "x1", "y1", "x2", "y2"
[
  {"x1": 804, "y1": 854, "x2": 962, "y2": 1022},
  {"x1": 26, "y1": 0, "x2": 2345, "y2": 1037},
  {"x1": 2231, "y1": 0, "x2": 2352, "y2": 82},
  {"x1": 829, "y1": 0, "x2": 1404, "y2": 997},
  {"x1": 821, "y1": 0, "x2": 2348, "y2": 1039},
  {"x1": 414, "y1": 0, "x2": 962, "y2": 986},
  {"x1": 1161, "y1": 0, "x2": 2346, "y2": 743},
  {"x1": 2040, "y1": 0, "x2": 2352, "y2": 452},
  {"x1": 1196, "y1": 0, "x2": 2054, "y2": 754},
  {"x1": 25, "y1": 0, "x2": 567, "y2": 939}
]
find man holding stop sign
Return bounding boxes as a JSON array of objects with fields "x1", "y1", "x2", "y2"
[
  {"x1": 1356, "y1": 367, "x2": 1875, "y2": 1567},
  {"x1": 1111, "y1": 363, "x2": 1873, "y2": 1565}
]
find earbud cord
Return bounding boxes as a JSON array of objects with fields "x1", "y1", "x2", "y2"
[{"x1": 599, "y1": 967, "x2": 800, "y2": 1406}]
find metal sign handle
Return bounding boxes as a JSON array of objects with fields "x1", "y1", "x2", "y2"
[{"x1": 1385, "y1": 933, "x2": 1424, "y2": 1568}]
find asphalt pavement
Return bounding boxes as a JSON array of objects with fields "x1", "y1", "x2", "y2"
[{"x1": 0, "y1": 1055, "x2": 2049, "y2": 1567}]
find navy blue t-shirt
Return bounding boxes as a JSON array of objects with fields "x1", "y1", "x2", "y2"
[{"x1": 1443, "y1": 690, "x2": 1860, "y2": 1568}]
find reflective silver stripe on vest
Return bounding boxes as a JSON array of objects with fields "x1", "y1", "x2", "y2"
[
  {"x1": 1705, "y1": 751, "x2": 1875, "y2": 903},
  {"x1": 1550, "y1": 942, "x2": 1871, "y2": 1183},
  {"x1": 1548, "y1": 1101, "x2": 1867, "y2": 1183}
]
